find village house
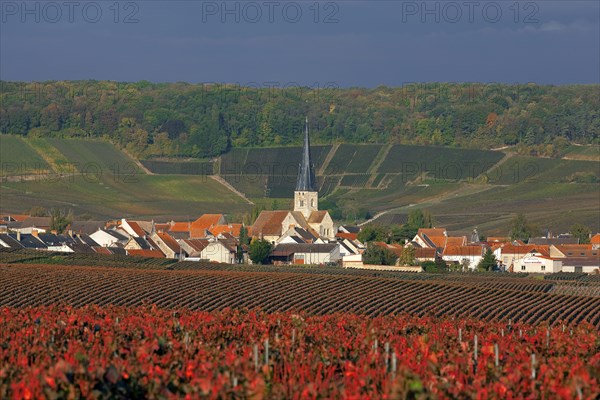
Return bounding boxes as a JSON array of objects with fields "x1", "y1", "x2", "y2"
[
  {"x1": 337, "y1": 238, "x2": 363, "y2": 257},
  {"x1": 90, "y1": 228, "x2": 129, "y2": 248},
  {"x1": 190, "y1": 214, "x2": 226, "y2": 238},
  {"x1": 124, "y1": 236, "x2": 153, "y2": 251},
  {"x1": 0, "y1": 233, "x2": 24, "y2": 249},
  {"x1": 179, "y1": 238, "x2": 209, "y2": 257},
  {"x1": 276, "y1": 226, "x2": 318, "y2": 244},
  {"x1": 412, "y1": 228, "x2": 447, "y2": 249},
  {"x1": 515, "y1": 254, "x2": 562, "y2": 274},
  {"x1": 197, "y1": 237, "x2": 238, "y2": 264},
  {"x1": 151, "y1": 231, "x2": 184, "y2": 259},
  {"x1": 492, "y1": 244, "x2": 550, "y2": 270},
  {"x1": 0, "y1": 232, "x2": 47, "y2": 250},
  {"x1": 270, "y1": 243, "x2": 340, "y2": 265},
  {"x1": 119, "y1": 219, "x2": 147, "y2": 238},
  {"x1": 37, "y1": 233, "x2": 78, "y2": 253},
  {"x1": 8, "y1": 216, "x2": 51, "y2": 234},
  {"x1": 179, "y1": 234, "x2": 244, "y2": 264},
  {"x1": 441, "y1": 245, "x2": 485, "y2": 270},
  {"x1": 549, "y1": 244, "x2": 600, "y2": 273}
]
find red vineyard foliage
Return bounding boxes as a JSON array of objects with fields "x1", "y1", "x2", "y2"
[
  {"x1": 1, "y1": 263, "x2": 599, "y2": 327},
  {"x1": 1, "y1": 306, "x2": 599, "y2": 399}
]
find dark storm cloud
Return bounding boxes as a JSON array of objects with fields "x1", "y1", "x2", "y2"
[{"x1": 1, "y1": 1, "x2": 598, "y2": 85}]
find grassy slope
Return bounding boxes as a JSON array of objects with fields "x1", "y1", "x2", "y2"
[
  {"x1": 0, "y1": 136, "x2": 250, "y2": 218},
  {"x1": 563, "y1": 145, "x2": 600, "y2": 161},
  {"x1": 0, "y1": 136, "x2": 50, "y2": 176}
]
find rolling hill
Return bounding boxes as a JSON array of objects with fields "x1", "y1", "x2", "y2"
[
  {"x1": 0, "y1": 136, "x2": 251, "y2": 219},
  {"x1": 1, "y1": 135, "x2": 598, "y2": 234},
  {"x1": 218, "y1": 144, "x2": 599, "y2": 234}
]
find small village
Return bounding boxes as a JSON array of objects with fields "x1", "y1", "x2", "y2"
[{"x1": 2, "y1": 120, "x2": 599, "y2": 275}]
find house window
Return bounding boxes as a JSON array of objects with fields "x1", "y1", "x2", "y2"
[
  {"x1": 300, "y1": 200, "x2": 304, "y2": 207},
  {"x1": 311, "y1": 199, "x2": 314, "y2": 207},
  {"x1": 541, "y1": 266, "x2": 545, "y2": 271},
  {"x1": 521, "y1": 265, "x2": 526, "y2": 271}
]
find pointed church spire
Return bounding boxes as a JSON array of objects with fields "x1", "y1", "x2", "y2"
[{"x1": 296, "y1": 116, "x2": 316, "y2": 191}]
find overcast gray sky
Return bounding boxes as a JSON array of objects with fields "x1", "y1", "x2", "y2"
[{"x1": 1, "y1": 1, "x2": 598, "y2": 86}]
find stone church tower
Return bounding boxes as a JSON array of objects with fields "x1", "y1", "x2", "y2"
[{"x1": 294, "y1": 117, "x2": 318, "y2": 219}]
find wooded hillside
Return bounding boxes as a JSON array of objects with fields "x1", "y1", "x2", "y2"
[{"x1": 1, "y1": 81, "x2": 598, "y2": 158}]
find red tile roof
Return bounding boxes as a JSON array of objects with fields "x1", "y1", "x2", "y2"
[
  {"x1": 127, "y1": 249, "x2": 165, "y2": 258},
  {"x1": 209, "y1": 224, "x2": 243, "y2": 237},
  {"x1": 156, "y1": 232, "x2": 181, "y2": 253},
  {"x1": 336, "y1": 232, "x2": 358, "y2": 241},
  {"x1": 155, "y1": 223, "x2": 170, "y2": 232},
  {"x1": 250, "y1": 211, "x2": 290, "y2": 237},
  {"x1": 92, "y1": 246, "x2": 112, "y2": 255},
  {"x1": 445, "y1": 236, "x2": 467, "y2": 247},
  {"x1": 3, "y1": 214, "x2": 29, "y2": 222},
  {"x1": 191, "y1": 214, "x2": 224, "y2": 231},
  {"x1": 591, "y1": 234, "x2": 600, "y2": 245},
  {"x1": 418, "y1": 228, "x2": 447, "y2": 237},
  {"x1": 190, "y1": 228, "x2": 209, "y2": 239},
  {"x1": 427, "y1": 236, "x2": 447, "y2": 249},
  {"x1": 169, "y1": 222, "x2": 191, "y2": 232},
  {"x1": 127, "y1": 221, "x2": 146, "y2": 237},
  {"x1": 415, "y1": 247, "x2": 437, "y2": 259}
]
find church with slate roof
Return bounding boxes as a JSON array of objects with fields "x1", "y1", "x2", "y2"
[{"x1": 250, "y1": 118, "x2": 335, "y2": 242}]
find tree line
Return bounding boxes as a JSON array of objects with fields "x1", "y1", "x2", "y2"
[{"x1": 1, "y1": 81, "x2": 598, "y2": 159}]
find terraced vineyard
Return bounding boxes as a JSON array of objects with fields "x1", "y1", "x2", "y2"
[
  {"x1": 218, "y1": 144, "x2": 504, "y2": 200},
  {"x1": 1, "y1": 261, "x2": 599, "y2": 328},
  {"x1": 140, "y1": 159, "x2": 214, "y2": 175},
  {"x1": 485, "y1": 156, "x2": 600, "y2": 185}
]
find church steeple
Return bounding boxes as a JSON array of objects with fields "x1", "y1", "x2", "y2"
[
  {"x1": 296, "y1": 117, "x2": 316, "y2": 191},
  {"x1": 294, "y1": 117, "x2": 318, "y2": 219}
]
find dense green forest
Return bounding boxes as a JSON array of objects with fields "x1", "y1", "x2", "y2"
[{"x1": 1, "y1": 81, "x2": 598, "y2": 159}]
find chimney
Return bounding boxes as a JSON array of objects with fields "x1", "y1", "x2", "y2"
[{"x1": 17, "y1": 231, "x2": 21, "y2": 241}]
